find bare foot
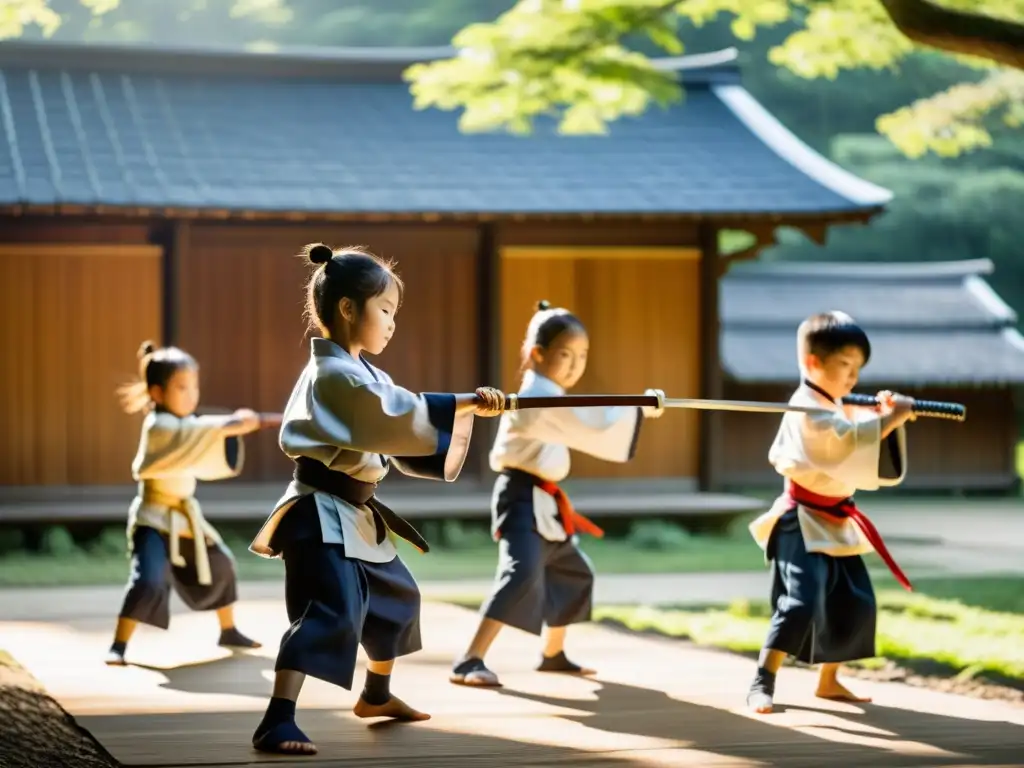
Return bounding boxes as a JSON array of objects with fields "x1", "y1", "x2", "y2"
[
  {"x1": 252, "y1": 722, "x2": 318, "y2": 755},
  {"x1": 268, "y1": 740, "x2": 318, "y2": 755},
  {"x1": 816, "y1": 679, "x2": 871, "y2": 703},
  {"x1": 536, "y1": 651, "x2": 594, "y2": 676},
  {"x1": 353, "y1": 695, "x2": 431, "y2": 722},
  {"x1": 747, "y1": 689, "x2": 774, "y2": 714},
  {"x1": 746, "y1": 667, "x2": 776, "y2": 714},
  {"x1": 451, "y1": 657, "x2": 502, "y2": 687},
  {"x1": 541, "y1": 665, "x2": 596, "y2": 677}
]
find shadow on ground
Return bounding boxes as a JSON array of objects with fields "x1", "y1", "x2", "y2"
[
  {"x1": 495, "y1": 678, "x2": 1024, "y2": 767},
  {"x1": 78, "y1": 653, "x2": 1024, "y2": 767}
]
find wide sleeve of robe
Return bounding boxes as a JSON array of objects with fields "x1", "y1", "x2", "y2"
[
  {"x1": 132, "y1": 412, "x2": 245, "y2": 482},
  {"x1": 515, "y1": 405, "x2": 643, "y2": 464},
  {"x1": 303, "y1": 362, "x2": 475, "y2": 482}
]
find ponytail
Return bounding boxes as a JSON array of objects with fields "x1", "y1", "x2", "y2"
[{"x1": 115, "y1": 341, "x2": 197, "y2": 414}]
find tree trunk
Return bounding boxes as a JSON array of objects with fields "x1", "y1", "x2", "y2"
[{"x1": 879, "y1": 0, "x2": 1024, "y2": 71}]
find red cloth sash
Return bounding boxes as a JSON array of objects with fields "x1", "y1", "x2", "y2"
[
  {"x1": 535, "y1": 480, "x2": 605, "y2": 539},
  {"x1": 786, "y1": 481, "x2": 912, "y2": 592}
]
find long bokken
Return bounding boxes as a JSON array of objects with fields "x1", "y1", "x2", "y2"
[{"x1": 499, "y1": 391, "x2": 967, "y2": 422}]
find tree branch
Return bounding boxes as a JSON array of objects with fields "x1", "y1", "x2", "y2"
[{"x1": 879, "y1": 0, "x2": 1024, "y2": 71}]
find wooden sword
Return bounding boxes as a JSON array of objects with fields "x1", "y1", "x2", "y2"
[{"x1": 501, "y1": 391, "x2": 967, "y2": 422}]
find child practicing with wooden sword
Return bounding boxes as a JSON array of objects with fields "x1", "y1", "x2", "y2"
[
  {"x1": 745, "y1": 311, "x2": 918, "y2": 714},
  {"x1": 450, "y1": 299, "x2": 665, "y2": 688},
  {"x1": 248, "y1": 243, "x2": 506, "y2": 756}
]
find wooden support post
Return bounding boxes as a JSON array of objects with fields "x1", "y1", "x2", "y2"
[
  {"x1": 698, "y1": 221, "x2": 723, "y2": 492},
  {"x1": 158, "y1": 219, "x2": 190, "y2": 347},
  {"x1": 477, "y1": 222, "x2": 499, "y2": 481}
]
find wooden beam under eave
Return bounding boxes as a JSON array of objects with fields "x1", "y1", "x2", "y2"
[
  {"x1": 698, "y1": 221, "x2": 724, "y2": 492},
  {"x1": 0, "y1": 202, "x2": 887, "y2": 231},
  {"x1": 719, "y1": 224, "x2": 780, "y2": 275}
]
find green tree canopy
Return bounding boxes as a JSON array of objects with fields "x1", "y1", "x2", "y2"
[
  {"x1": 1, "y1": 0, "x2": 114, "y2": 38},
  {"x1": 2, "y1": 0, "x2": 1021, "y2": 158},
  {"x1": 403, "y1": 0, "x2": 1024, "y2": 158}
]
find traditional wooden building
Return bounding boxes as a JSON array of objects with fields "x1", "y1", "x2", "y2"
[
  {"x1": 720, "y1": 259, "x2": 1024, "y2": 492},
  {"x1": 0, "y1": 40, "x2": 892, "y2": 512}
]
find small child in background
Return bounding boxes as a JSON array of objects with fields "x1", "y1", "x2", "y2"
[
  {"x1": 105, "y1": 341, "x2": 264, "y2": 666},
  {"x1": 450, "y1": 300, "x2": 664, "y2": 688}
]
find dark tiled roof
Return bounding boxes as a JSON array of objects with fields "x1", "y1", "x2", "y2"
[
  {"x1": 721, "y1": 259, "x2": 1024, "y2": 385},
  {"x1": 0, "y1": 41, "x2": 891, "y2": 217}
]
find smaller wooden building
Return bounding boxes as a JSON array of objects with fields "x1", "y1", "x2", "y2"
[{"x1": 719, "y1": 259, "x2": 1024, "y2": 492}]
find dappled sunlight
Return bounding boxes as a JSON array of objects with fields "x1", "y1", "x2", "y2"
[
  {"x1": 799, "y1": 724, "x2": 962, "y2": 761},
  {"x1": 361, "y1": 711, "x2": 691, "y2": 753},
  {"x1": 731, "y1": 705, "x2": 966, "y2": 761}
]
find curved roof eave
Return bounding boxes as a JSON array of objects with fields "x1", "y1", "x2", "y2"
[{"x1": 712, "y1": 84, "x2": 893, "y2": 210}]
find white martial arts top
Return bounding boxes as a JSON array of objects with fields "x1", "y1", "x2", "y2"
[
  {"x1": 749, "y1": 382, "x2": 908, "y2": 557},
  {"x1": 129, "y1": 410, "x2": 244, "y2": 585},
  {"x1": 489, "y1": 370, "x2": 642, "y2": 541}
]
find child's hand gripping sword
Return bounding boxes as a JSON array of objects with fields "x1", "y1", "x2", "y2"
[{"x1": 497, "y1": 390, "x2": 967, "y2": 422}]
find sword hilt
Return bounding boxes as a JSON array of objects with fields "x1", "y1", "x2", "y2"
[
  {"x1": 842, "y1": 394, "x2": 966, "y2": 422},
  {"x1": 504, "y1": 393, "x2": 659, "y2": 411}
]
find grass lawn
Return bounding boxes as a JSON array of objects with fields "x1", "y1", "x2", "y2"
[
  {"x1": 0, "y1": 518, "x2": 764, "y2": 588},
  {"x1": 591, "y1": 575, "x2": 1024, "y2": 686}
]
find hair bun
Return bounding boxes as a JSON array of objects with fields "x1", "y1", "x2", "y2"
[
  {"x1": 535, "y1": 299, "x2": 552, "y2": 312},
  {"x1": 306, "y1": 243, "x2": 334, "y2": 265},
  {"x1": 137, "y1": 340, "x2": 156, "y2": 360}
]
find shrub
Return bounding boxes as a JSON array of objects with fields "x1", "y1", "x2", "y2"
[{"x1": 626, "y1": 520, "x2": 693, "y2": 551}]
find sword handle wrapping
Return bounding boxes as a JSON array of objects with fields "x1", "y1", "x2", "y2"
[{"x1": 842, "y1": 394, "x2": 966, "y2": 422}]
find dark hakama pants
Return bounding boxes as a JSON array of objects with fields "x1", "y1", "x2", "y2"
[
  {"x1": 480, "y1": 470, "x2": 595, "y2": 636},
  {"x1": 118, "y1": 524, "x2": 239, "y2": 630},
  {"x1": 270, "y1": 495, "x2": 422, "y2": 690},
  {"x1": 763, "y1": 509, "x2": 877, "y2": 664}
]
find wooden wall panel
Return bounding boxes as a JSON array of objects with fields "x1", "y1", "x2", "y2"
[
  {"x1": 500, "y1": 247, "x2": 702, "y2": 479},
  {"x1": 0, "y1": 244, "x2": 162, "y2": 486},
  {"x1": 179, "y1": 223, "x2": 481, "y2": 482}
]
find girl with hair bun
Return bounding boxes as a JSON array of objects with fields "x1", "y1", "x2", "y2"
[
  {"x1": 249, "y1": 243, "x2": 506, "y2": 756},
  {"x1": 450, "y1": 300, "x2": 665, "y2": 688},
  {"x1": 105, "y1": 341, "x2": 266, "y2": 666}
]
